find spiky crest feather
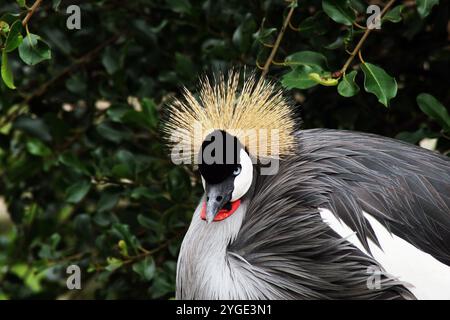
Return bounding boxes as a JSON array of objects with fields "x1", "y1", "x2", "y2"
[{"x1": 163, "y1": 71, "x2": 297, "y2": 163}]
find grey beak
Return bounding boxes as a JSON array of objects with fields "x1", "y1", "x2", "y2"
[{"x1": 205, "y1": 184, "x2": 232, "y2": 223}]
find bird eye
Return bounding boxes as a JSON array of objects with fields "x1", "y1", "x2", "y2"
[{"x1": 233, "y1": 165, "x2": 241, "y2": 176}]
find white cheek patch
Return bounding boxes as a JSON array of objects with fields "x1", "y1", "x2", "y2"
[
  {"x1": 201, "y1": 176, "x2": 206, "y2": 191},
  {"x1": 231, "y1": 149, "x2": 253, "y2": 201}
]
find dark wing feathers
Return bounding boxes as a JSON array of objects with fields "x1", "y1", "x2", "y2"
[
  {"x1": 300, "y1": 129, "x2": 450, "y2": 265},
  {"x1": 230, "y1": 129, "x2": 420, "y2": 299},
  {"x1": 231, "y1": 128, "x2": 448, "y2": 298}
]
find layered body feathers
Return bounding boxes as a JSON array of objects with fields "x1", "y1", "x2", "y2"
[{"x1": 177, "y1": 129, "x2": 450, "y2": 299}]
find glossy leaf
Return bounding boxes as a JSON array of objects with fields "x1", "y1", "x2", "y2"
[
  {"x1": 1, "y1": 51, "x2": 15, "y2": 89},
  {"x1": 166, "y1": 0, "x2": 192, "y2": 14},
  {"x1": 382, "y1": 5, "x2": 404, "y2": 24},
  {"x1": 4, "y1": 20, "x2": 23, "y2": 52},
  {"x1": 417, "y1": 93, "x2": 450, "y2": 131},
  {"x1": 297, "y1": 12, "x2": 328, "y2": 36},
  {"x1": 97, "y1": 191, "x2": 121, "y2": 212},
  {"x1": 18, "y1": 33, "x2": 51, "y2": 66},
  {"x1": 16, "y1": 0, "x2": 26, "y2": 8},
  {"x1": 308, "y1": 73, "x2": 339, "y2": 86},
  {"x1": 281, "y1": 65, "x2": 321, "y2": 89},
  {"x1": 66, "y1": 181, "x2": 91, "y2": 204},
  {"x1": 26, "y1": 138, "x2": 52, "y2": 157},
  {"x1": 338, "y1": 71, "x2": 360, "y2": 97},
  {"x1": 361, "y1": 63, "x2": 397, "y2": 107},
  {"x1": 284, "y1": 51, "x2": 328, "y2": 70},
  {"x1": 132, "y1": 257, "x2": 156, "y2": 281},
  {"x1": 106, "y1": 257, "x2": 123, "y2": 272},
  {"x1": 416, "y1": 0, "x2": 439, "y2": 18},
  {"x1": 322, "y1": 0, "x2": 355, "y2": 26},
  {"x1": 13, "y1": 116, "x2": 52, "y2": 141}
]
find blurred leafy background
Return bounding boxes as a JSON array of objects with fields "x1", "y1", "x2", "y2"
[{"x1": 0, "y1": 0, "x2": 448, "y2": 299}]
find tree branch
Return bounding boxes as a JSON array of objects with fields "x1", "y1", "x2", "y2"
[
  {"x1": 22, "y1": 0, "x2": 43, "y2": 26},
  {"x1": 336, "y1": 0, "x2": 397, "y2": 77},
  {"x1": 261, "y1": 0, "x2": 297, "y2": 78}
]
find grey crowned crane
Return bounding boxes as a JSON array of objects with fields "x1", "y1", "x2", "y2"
[{"x1": 163, "y1": 72, "x2": 450, "y2": 300}]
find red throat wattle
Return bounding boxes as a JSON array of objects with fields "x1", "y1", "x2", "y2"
[{"x1": 200, "y1": 199, "x2": 241, "y2": 222}]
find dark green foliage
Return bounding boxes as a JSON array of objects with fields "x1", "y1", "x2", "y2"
[{"x1": 0, "y1": 0, "x2": 448, "y2": 299}]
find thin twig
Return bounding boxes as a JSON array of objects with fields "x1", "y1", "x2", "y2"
[
  {"x1": 22, "y1": 0, "x2": 43, "y2": 26},
  {"x1": 336, "y1": 0, "x2": 396, "y2": 78},
  {"x1": 358, "y1": 49, "x2": 365, "y2": 64},
  {"x1": 261, "y1": 0, "x2": 297, "y2": 78}
]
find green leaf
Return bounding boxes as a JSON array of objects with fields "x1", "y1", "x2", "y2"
[
  {"x1": 5, "y1": 20, "x2": 23, "y2": 52},
  {"x1": 338, "y1": 71, "x2": 360, "y2": 97},
  {"x1": 43, "y1": 28, "x2": 72, "y2": 55},
  {"x1": 66, "y1": 73, "x2": 87, "y2": 94},
  {"x1": 1, "y1": 51, "x2": 15, "y2": 89},
  {"x1": 141, "y1": 98, "x2": 158, "y2": 129},
  {"x1": 66, "y1": 181, "x2": 91, "y2": 203},
  {"x1": 13, "y1": 116, "x2": 52, "y2": 142},
  {"x1": 97, "y1": 191, "x2": 121, "y2": 212},
  {"x1": 151, "y1": 271, "x2": 173, "y2": 298},
  {"x1": 121, "y1": 98, "x2": 158, "y2": 130},
  {"x1": 0, "y1": 13, "x2": 20, "y2": 26},
  {"x1": 111, "y1": 223, "x2": 141, "y2": 254},
  {"x1": 74, "y1": 214, "x2": 93, "y2": 239},
  {"x1": 18, "y1": 33, "x2": 51, "y2": 66},
  {"x1": 284, "y1": 51, "x2": 328, "y2": 70},
  {"x1": 322, "y1": 0, "x2": 356, "y2": 26},
  {"x1": 93, "y1": 211, "x2": 114, "y2": 227},
  {"x1": 325, "y1": 37, "x2": 344, "y2": 50},
  {"x1": 297, "y1": 12, "x2": 328, "y2": 36},
  {"x1": 396, "y1": 128, "x2": 432, "y2": 144},
  {"x1": 281, "y1": 65, "x2": 321, "y2": 90},
  {"x1": 361, "y1": 62, "x2": 397, "y2": 107},
  {"x1": 0, "y1": 21, "x2": 9, "y2": 34},
  {"x1": 116, "y1": 149, "x2": 135, "y2": 172},
  {"x1": 101, "y1": 47, "x2": 120, "y2": 75},
  {"x1": 106, "y1": 257, "x2": 123, "y2": 272},
  {"x1": 232, "y1": 13, "x2": 257, "y2": 52},
  {"x1": 382, "y1": 5, "x2": 404, "y2": 24},
  {"x1": 416, "y1": 0, "x2": 439, "y2": 18},
  {"x1": 97, "y1": 122, "x2": 130, "y2": 143},
  {"x1": 112, "y1": 163, "x2": 132, "y2": 178},
  {"x1": 253, "y1": 27, "x2": 277, "y2": 43},
  {"x1": 58, "y1": 152, "x2": 90, "y2": 176},
  {"x1": 417, "y1": 93, "x2": 450, "y2": 131},
  {"x1": 52, "y1": 0, "x2": 62, "y2": 11},
  {"x1": 137, "y1": 214, "x2": 160, "y2": 230},
  {"x1": 166, "y1": 0, "x2": 192, "y2": 14},
  {"x1": 132, "y1": 257, "x2": 156, "y2": 281},
  {"x1": 174, "y1": 53, "x2": 195, "y2": 80},
  {"x1": 349, "y1": 0, "x2": 366, "y2": 13},
  {"x1": 26, "y1": 138, "x2": 52, "y2": 157},
  {"x1": 308, "y1": 73, "x2": 339, "y2": 86},
  {"x1": 16, "y1": 0, "x2": 27, "y2": 8}
]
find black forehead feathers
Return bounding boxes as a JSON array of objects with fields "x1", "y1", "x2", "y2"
[{"x1": 198, "y1": 130, "x2": 242, "y2": 184}]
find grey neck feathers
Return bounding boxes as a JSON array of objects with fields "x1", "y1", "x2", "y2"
[{"x1": 176, "y1": 172, "x2": 266, "y2": 299}]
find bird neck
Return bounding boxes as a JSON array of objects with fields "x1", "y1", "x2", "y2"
[
  {"x1": 175, "y1": 170, "x2": 260, "y2": 299},
  {"x1": 176, "y1": 198, "x2": 248, "y2": 299}
]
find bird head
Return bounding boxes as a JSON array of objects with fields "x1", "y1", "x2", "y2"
[
  {"x1": 163, "y1": 70, "x2": 297, "y2": 223},
  {"x1": 198, "y1": 130, "x2": 254, "y2": 223}
]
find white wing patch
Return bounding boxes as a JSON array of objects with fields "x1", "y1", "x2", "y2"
[{"x1": 319, "y1": 208, "x2": 450, "y2": 300}]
